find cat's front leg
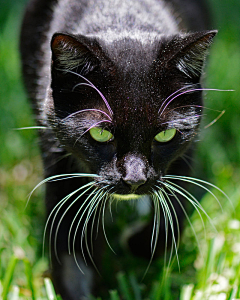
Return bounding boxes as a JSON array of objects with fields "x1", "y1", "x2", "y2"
[{"x1": 51, "y1": 252, "x2": 94, "y2": 300}]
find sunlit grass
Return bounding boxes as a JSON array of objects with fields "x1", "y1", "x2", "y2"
[
  {"x1": 2, "y1": 186, "x2": 240, "y2": 299},
  {"x1": 1, "y1": 0, "x2": 240, "y2": 299}
]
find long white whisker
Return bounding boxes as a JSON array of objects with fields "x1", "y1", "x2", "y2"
[
  {"x1": 83, "y1": 190, "x2": 110, "y2": 274},
  {"x1": 96, "y1": 187, "x2": 113, "y2": 241},
  {"x1": 142, "y1": 192, "x2": 160, "y2": 280},
  {"x1": 51, "y1": 184, "x2": 95, "y2": 263},
  {"x1": 158, "y1": 88, "x2": 234, "y2": 116},
  {"x1": 159, "y1": 191, "x2": 169, "y2": 269},
  {"x1": 162, "y1": 180, "x2": 207, "y2": 225},
  {"x1": 78, "y1": 190, "x2": 105, "y2": 272},
  {"x1": 153, "y1": 189, "x2": 171, "y2": 271},
  {"x1": 108, "y1": 196, "x2": 114, "y2": 223},
  {"x1": 157, "y1": 190, "x2": 180, "y2": 270},
  {"x1": 42, "y1": 181, "x2": 94, "y2": 260},
  {"x1": 163, "y1": 175, "x2": 231, "y2": 211},
  {"x1": 204, "y1": 110, "x2": 225, "y2": 129},
  {"x1": 161, "y1": 184, "x2": 203, "y2": 257},
  {"x1": 81, "y1": 188, "x2": 106, "y2": 253},
  {"x1": 158, "y1": 84, "x2": 196, "y2": 115},
  {"x1": 71, "y1": 185, "x2": 110, "y2": 271},
  {"x1": 151, "y1": 194, "x2": 160, "y2": 253},
  {"x1": 102, "y1": 196, "x2": 116, "y2": 254},
  {"x1": 91, "y1": 186, "x2": 113, "y2": 248},
  {"x1": 90, "y1": 190, "x2": 106, "y2": 254},
  {"x1": 163, "y1": 105, "x2": 227, "y2": 121},
  {"x1": 69, "y1": 189, "x2": 101, "y2": 272},
  {"x1": 162, "y1": 180, "x2": 217, "y2": 233},
  {"x1": 58, "y1": 68, "x2": 113, "y2": 116},
  {"x1": 27, "y1": 173, "x2": 98, "y2": 208},
  {"x1": 81, "y1": 120, "x2": 112, "y2": 136},
  {"x1": 70, "y1": 188, "x2": 99, "y2": 253},
  {"x1": 156, "y1": 189, "x2": 174, "y2": 269},
  {"x1": 43, "y1": 188, "x2": 80, "y2": 261},
  {"x1": 160, "y1": 189, "x2": 181, "y2": 268},
  {"x1": 74, "y1": 120, "x2": 112, "y2": 146},
  {"x1": 14, "y1": 126, "x2": 48, "y2": 130},
  {"x1": 52, "y1": 184, "x2": 95, "y2": 263},
  {"x1": 159, "y1": 88, "x2": 234, "y2": 117},
  {"x1": 62, "y1": 108, "x2": 112, "y2": 121}
]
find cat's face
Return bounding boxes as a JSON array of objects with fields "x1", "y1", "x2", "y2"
[{"x1": 45, "y1": 31, "x2": 216, "y2": 198}]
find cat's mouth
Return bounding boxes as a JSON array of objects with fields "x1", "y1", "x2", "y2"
[
  {"x1": 107, "y1": 179, "x2": 155, "y2": 200},
  {"x1": 106, "y1": 178, "x2": 153, "y2": 197},
  {"x1": 110, "y1": 193, "x2": 144, "y2": 201}
]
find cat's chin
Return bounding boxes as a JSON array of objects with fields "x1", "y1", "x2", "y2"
[{"x1": 110, "y1": 193, "x2": 145, "y2": 201}]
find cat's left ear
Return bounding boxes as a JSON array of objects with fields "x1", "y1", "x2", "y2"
[
  {"x1": 51, "y1": 33, "x2": 100, "y2": 74},
  {"x1": 169, "y1": 30, "x2": 217, "y2": 80}
]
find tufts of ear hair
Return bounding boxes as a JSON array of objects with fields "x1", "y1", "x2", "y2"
[
  {"x1": 51, "y1": 33, "x2": 100, "y2": 75},
  {"x1": 170, "y1": 30, "x2": 217, "y2": 80}
]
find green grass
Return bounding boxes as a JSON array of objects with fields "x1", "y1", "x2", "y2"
[{"x1": 1, "y1": 0, "x2": 240, "y2": 299}]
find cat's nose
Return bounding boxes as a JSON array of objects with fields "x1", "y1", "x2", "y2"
[
  {"x1": 121, "y1": 154, "x2": 148, "y2": 190},
  {"x1": 122, "y1": 176, "x2": 147, "y2": 189}
]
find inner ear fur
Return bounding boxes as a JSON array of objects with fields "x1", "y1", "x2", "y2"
[
  {"x1": 51, "y1": 33, "x2": 100, "y2": 72},
  {"x1": 162, "y1": 30, "x2": 217, "y2": 79}
]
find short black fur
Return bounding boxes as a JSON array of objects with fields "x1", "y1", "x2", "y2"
[{"x1": 20, "y1": 0, "x2": 216, "y2": 299}]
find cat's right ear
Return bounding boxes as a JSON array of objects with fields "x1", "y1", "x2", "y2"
[
  {"x1": 51, "y1": 33, "x2": 99, "y2": 74},
  {"x1": 160, "y1": 30, "x2": 217, "y2": 81}
]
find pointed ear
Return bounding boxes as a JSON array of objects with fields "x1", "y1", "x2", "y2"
[
  {"x1": 170, "y1": 30, "x2": 217, "y2": 79},
  {"x1": 51, "y1": 33, "x2": 99, "y2": 74}
]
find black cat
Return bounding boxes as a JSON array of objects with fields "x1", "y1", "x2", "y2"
[{"x1": 20, "y1": 0, "x2": 216, "y2": 299}]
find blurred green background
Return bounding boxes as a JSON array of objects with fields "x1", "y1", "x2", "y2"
[{"x1": 0, "y1": 0, "x2": 240, "y2": 299}]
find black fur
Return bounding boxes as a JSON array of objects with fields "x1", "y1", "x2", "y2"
[{"x1": 20, "y1": 0, "x2": 216, "y2": 299}]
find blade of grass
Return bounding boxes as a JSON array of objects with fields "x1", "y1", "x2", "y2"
[
  {"x1": 117, "y1": 272, "x2": 133, "y2": 300},
  {"x1": 180, "y1": 284, "x2": 194, "y2": 300},
  {"x1": 23, "y1": 258, "x2": 35, "y2": 300},
  {"x1": 202, "y1": 238, "x2": 218, "y2": 285},
  {"x1": 149, "y1": 268, "x2": 171, "y2": 300},
  {"x1": 227, "y1": 286, "x2": 238, "y2": 300},
  {"x1": 2, "y1": 255, "x2": 18, "y2": 300},
  {"x1": 215, "y1": 252, "x2": 226, "y2": 275},
  {"x1": 129, "y1": 273, "x2": 142, "y2": 300},
  {"x1": 109, "y1": 290, "x2": 121, "y2": 300},
  {"x1": 44, "y1": 277, "x2": 60, "y2": 300},
  {"x1": 0, "y1": 248, "x2": 5, "y2": 280}
]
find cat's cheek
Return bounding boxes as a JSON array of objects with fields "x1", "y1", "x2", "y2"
[
  {"x1": 151, "y1": 144, "x2": 173, "y2": 171},
  {"x1": 75, "y1": 143, "x2": 116, "y2": 174},
  {"x1": 151, "y1": 142, "x2": 185, "y2": 175}
]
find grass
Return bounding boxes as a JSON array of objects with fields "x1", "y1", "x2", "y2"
[{"x1": 1, "y1": 0, "x2": 240, "y2": 299}]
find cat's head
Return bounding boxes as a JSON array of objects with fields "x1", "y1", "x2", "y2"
[{"x1": 45, "y1": 30, "x2": 216, "y2": 198}]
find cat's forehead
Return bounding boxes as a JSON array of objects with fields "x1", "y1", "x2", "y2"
[
  {"x1": 106, "y1": 74, "x2": 161, "y2": 128},
  {"x1": 96, "y1": 30, "x2": 164, "y2": 45},
  {"x1": 96, "y1": 32, "x2": 163, "y2": 70}
]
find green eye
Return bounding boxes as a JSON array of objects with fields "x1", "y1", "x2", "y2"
[
  {"x1": 89, "y1": 127, "x2": 114, "y2": 142},
  {"x1": 154, "y1": 128, "x2": 176, "y2": 143}
]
